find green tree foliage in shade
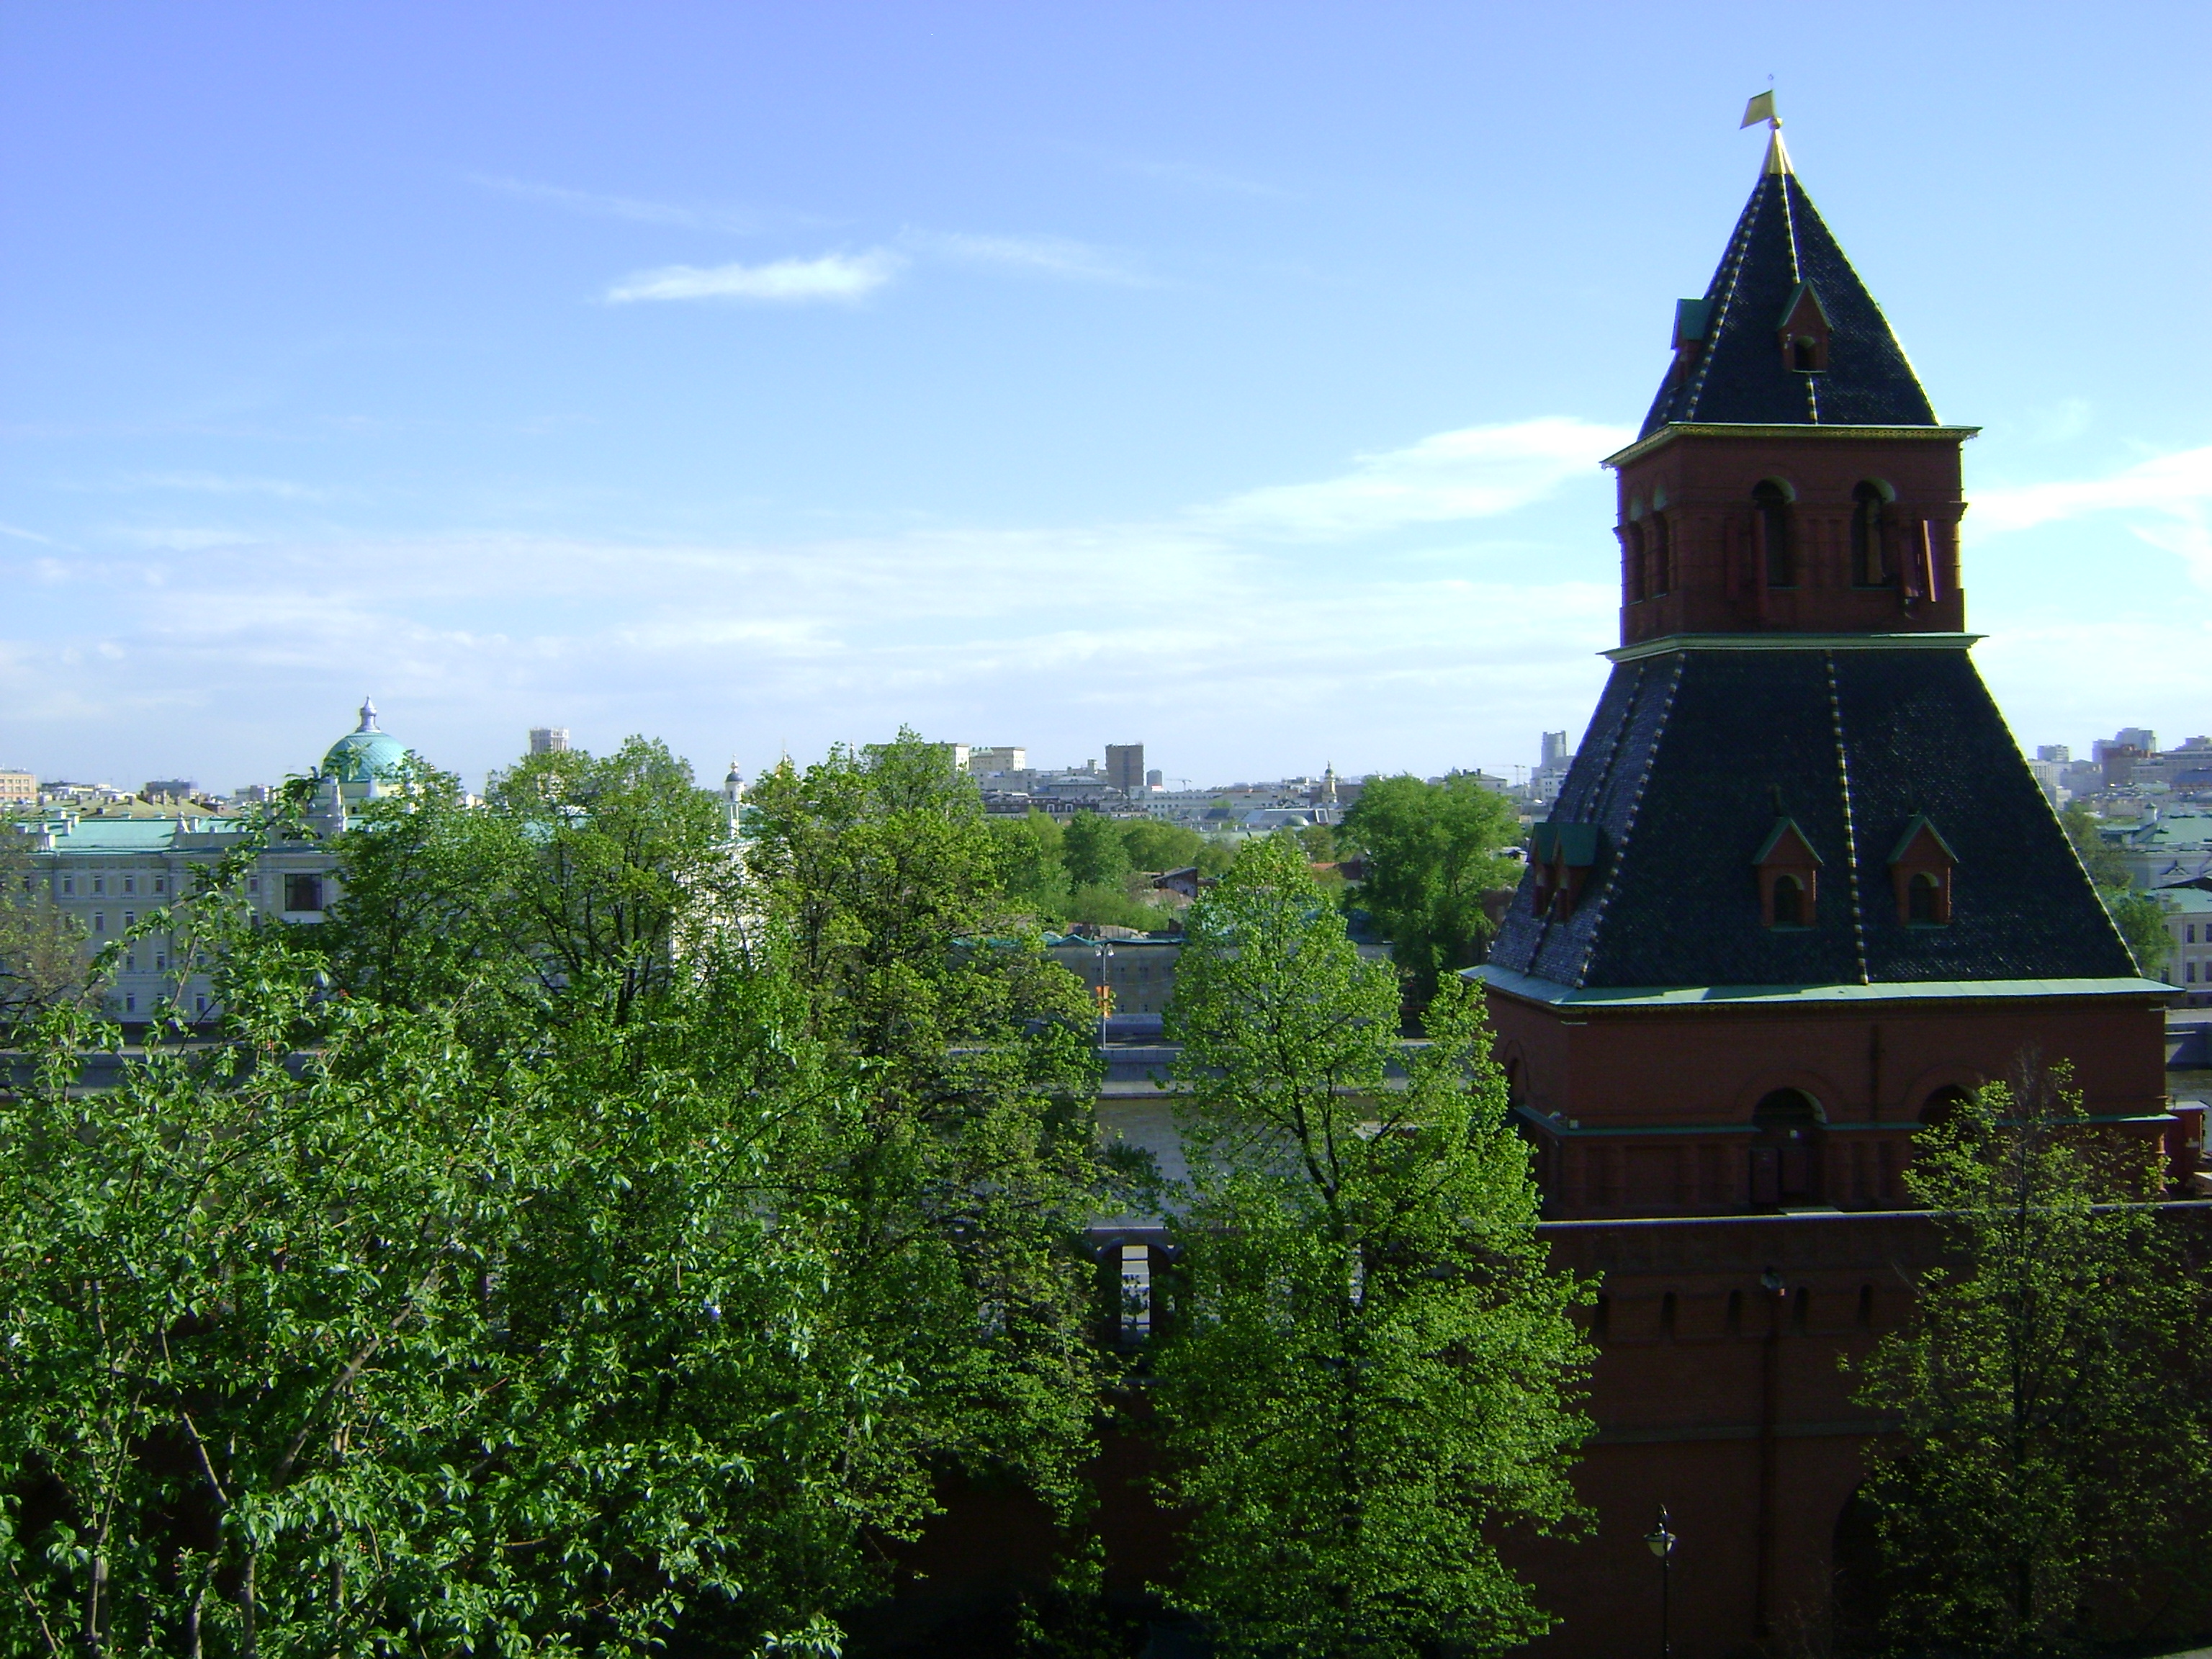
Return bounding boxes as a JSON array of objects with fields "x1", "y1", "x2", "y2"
[
  {"x1": 1339, "y1": 773, "x2": 1523, "y2": 1000},
  {"x1": 1850, "y1": 1066, "x2": 2212, "y2": 1657},
  {"x1": 2059, "y1": 802, "x2": 2172, "y2": 978},
  {"x1": 1062, "y1": 811, "x2": 1133, "y2": 891},
  {"x1": 1150, "y1": 837, "x2": 1591, "y2": 1659}
]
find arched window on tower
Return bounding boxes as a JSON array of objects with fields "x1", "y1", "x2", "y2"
[
  {"x1": 1622, "y1": 519, "x2": 1646, "y2": 603},
  {"x1": 1650, "y1": 512, "x2": 1672, "y2": 595},
  {"x1": 1755, "y1": 480, "x2": 1794, "y2": 588},
  {"x1": 1852, "y1": 481, "x2": 1894, "y2": 586}
]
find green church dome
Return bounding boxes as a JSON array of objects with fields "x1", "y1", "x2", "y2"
[{"x1": 323, "y1": 697, "x2": 409, "y2": 785}]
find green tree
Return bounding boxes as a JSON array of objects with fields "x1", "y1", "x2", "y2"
[
  {"x1": 2059, "y1": 803, "x2": 2170, "y2": 976},
  {"x1": 0, "y1": 871, "x2": 909, "y2": 1655},
  {"x1": 0, "y1": 827, "x2": 90, "y2": 1041},
  {"x1": 321, "y1": 738, "x2": 735, "y2": 1040},
  {"x1": 741, "y1": 735, "x2": 1138, "y2": 1518},
  {"x1": 991, "y1": 808, "x2": 1074, "y2": 920},
  {"x1": 1339, "y1": 773, "x2": 1522, "y2": 1000},
  {"x1": 1294, "y1": 822, "x2": 1337, "y2": 864},
  {"x1": 1851, "y1": 1064, "x2": 2212, "y2": 1656},
  {"x1": 1119, "y1": 819, "x2": 1203, "y2": 873},
  {"x1": 1151, "y1": 837, "x2": 1591, "y2": 1659},
  {"x1": 1062, "y1": 811, "x2": 1133, "y2": 891}
]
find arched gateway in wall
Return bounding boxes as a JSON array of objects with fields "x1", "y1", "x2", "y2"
[{"x1": 1468, "y1": 110, "x2": 2173, "y2": 1658}]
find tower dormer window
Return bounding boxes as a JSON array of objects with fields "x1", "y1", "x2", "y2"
[
  {"x1": 1753, "y1": 480, "x2": 1795, "y2": 588},
  {"x1": 1650, "y1": 512, "x2": 1672, "y2": 595},
  {"x1": 1852, "y1": 480, "x2": 1894, "y2": 586},
  {"x1": 1753, "y1": 816, "x2": 1822, "y2": 928},
  {"x1": 1776, "y1": 282, "x2": 1831, "y2": 373},
  {"x1": 1622, "y1": 519, "x2": 1646, "y2": 603},
  {"x1": 1887, "y1": 814, "x2": 1959, "y2": 926}
]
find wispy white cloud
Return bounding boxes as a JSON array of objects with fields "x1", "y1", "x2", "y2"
[
  {"x1": 1197, "y1": 417, "x2": 1630, "y2": 539},
  {"x1": 0, "y1": 415, "x2": 1632, "y2": 784},
  {"x1": 605, "y1": 250, "x2": 904, "y2": 305},
  {"x1": 1113, "y1": 156, "x2": 1292, "y2": 200},
  {"x1": 130, "y1": 472, "x2": 328, "y2": 501},
  {"x1": 1975, "y1": 442, "x2": 2212, "y2": 583},
  {"x1": 467, "y1": 174, "x2": 782, "y2": 235},
  {"x1": 0, "y1": 521, "x2": 66, "y2": 547},
  {"x1": 902, "y1": 229, "x2": 1153, "y2": 286}
]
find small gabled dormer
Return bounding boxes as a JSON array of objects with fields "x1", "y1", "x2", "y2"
[
  {"x1": 1777, "y1": 282, "x2": 1830, "y2": 372},
  {"x1": 1888, "y1": 814, "x2": 1959, "y2": 925},
  {"x1": 1530, "y1": 822, "x2": 1604, "y2": 920},
  {"x1": 1753, "y1": 817, "x2": 1822, "y2": 927}
]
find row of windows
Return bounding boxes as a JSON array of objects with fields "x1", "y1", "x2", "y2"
[
  {"x1": 1624, "y1": 479, "x2": 1907, "y2": 598},
  {"x1": 1763, "y1": 870, "x2": 1948, "y2": 929},
  {"x1": 35, "y1": 871, "x2": 327, "y2": 909}
]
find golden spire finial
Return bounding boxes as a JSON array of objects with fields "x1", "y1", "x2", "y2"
[{"x1": 1740, "y1": 90, "x2": 1792, "y2": 176}]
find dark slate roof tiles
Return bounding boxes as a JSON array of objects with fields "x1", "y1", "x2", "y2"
[
  {"x1": 1639, "y1": 168, "x2": 1938, "y2": 439},
  {"x1": 1488, "y1": 648, "x2": 2136, "y2": 989}
]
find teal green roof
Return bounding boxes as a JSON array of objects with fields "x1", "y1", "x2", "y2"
[{"x1": 323, "y1": 698, "x2": 408, "y2": 784}]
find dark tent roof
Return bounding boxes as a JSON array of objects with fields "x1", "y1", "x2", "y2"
[
  {"x1": 1487, "y1": 647, "x2": 2137, "y2": 990},
  {"x1": 1639, "y1": 158, "x2": 1938, "y2": 439}
]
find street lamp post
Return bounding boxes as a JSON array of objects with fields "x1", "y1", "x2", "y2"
[
  {"x1": 1643, "y1": 1503, "x2": 1676, "y2": 1659},
  {"x1": 1094, "y1": 939, "x2": 1115, "y2": 1051}
]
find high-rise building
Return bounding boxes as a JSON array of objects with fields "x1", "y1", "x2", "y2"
[
  {"x1": 1105, "y1": 744, "x2": 1145, "y2": 796},
  {"x1": 1539, "y1": 730, "x2": 1572, "y2": 769},
  {"x1": 0, "y1": 769, "x2": 37, "y2": 806},
  {"x1": 2036, "y1": 744, "x2": 2071, "y2": 763},
  {"x1": 141, "y1": 779, "x2": 196, "y2": 801},
  {"x1": 966, "y1": 745, "x2": 1026, "y2": 775},
  {"x1": 529, "y1": 727, "x2": 570, "y2": 755}
]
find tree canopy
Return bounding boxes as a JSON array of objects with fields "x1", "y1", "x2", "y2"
[
  {"x1": 1150, "y1": 837, "x2": 1590, "y2": 1658},
  {"x1": 1339, "y1": 774, "x2": 1524, "y2": 1000},
  {"x1": 1851, "y1": 1064, "x2": 2212, "y2": 1655},
  {"x1": 0, "y1": 734, "x2": 1138, "y2": 1658}
]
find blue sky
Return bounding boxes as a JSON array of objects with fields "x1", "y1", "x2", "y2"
[{"x1": 5, "y1": 1, "x2": 2211, "y2": 792}]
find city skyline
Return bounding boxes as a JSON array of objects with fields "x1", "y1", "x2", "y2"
[{"x1": 5, "y1": 4, "x2": 2211, "y2": 789}]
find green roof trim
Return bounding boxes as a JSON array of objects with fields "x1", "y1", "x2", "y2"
[
  {"x1": 1776, "y1": 280, "x2": 1831, "y2": 331},
  {"x1": 1467, "y1": 961, "x2": 2172, "y2": 1008},
  {"x1": 1602, "y1": 423, "x2": 1982, "y2": 469},
  {"x1": 1753, "y1": 817, "x2": 1822, "y2": 867},
  {"x1": 1606, "y1": 631, "x2": 1984, "y2": 663},
  {"x1": 1887, "y1": 812, "x2": 1960, "y2": 866}
]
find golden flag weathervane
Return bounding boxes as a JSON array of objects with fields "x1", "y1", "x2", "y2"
[{"x1": 1740, "y1": 90, "x2": 1792, "y2": 176}]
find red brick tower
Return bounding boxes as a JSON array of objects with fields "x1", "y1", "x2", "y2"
[{"x1": 1478, "y1": 117, "x2": 2175, "y2": 1655}]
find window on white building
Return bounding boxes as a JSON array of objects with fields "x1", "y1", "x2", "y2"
[
  {"x1": 152, "y1": 873, "x2": 166, "y2": 894},
  {"x1": 124, "y1": 994, "x2": 135, "y2": 1013},
  {"x1": 122, "y1": 874, "x2": 135, "y2": 896},
  {"x1": 122, "y1": 912, "x2": 135, "y2": 930},
  {"x1": 91, "y1": 873, "x2": 105, "y2": 896},
  {"x1": 60, "y1": 876, "x2": 73, "y2": 896},
  {"x1": 92, "y1": 912, "x2": 104, "y2": 933},
  {"x1": 247, "y1": 874, "x2": 260, "y2": 894}
]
